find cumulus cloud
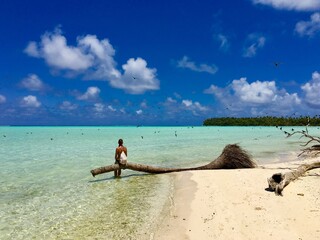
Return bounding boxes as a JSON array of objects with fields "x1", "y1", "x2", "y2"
[
  {"x1": 20, "y1": 74, "x2": 46, "y2": 91},
  {"x1": 231, "y1": 79, "x2": 301, "y2": 107},
  {"x1": 204, "y1": 77, "x2": 301, "y2": 114},
  {"x1": 162, "y1": 96, "x2": 209, "y2": 118},
  {"x1": 0, "y1": 94, "x2": 6, "y2": 103},
  {"x1": 25, "y1": 29, "x2": 92, "y2": 71},
  {"x1": 60, "y1": 101, "x2": 78, "y2": 110},
  {"x1": 295, "y1": 13, "x2": 320, "y2": 37},
  {"x1": 177, "y1": 56, "x2": 218, "y2": 74},
  {"x1": 111, "y1": 58, "x2": 159, "y2": 94},
  {"x1": 232, "y1": 78, "x2": 276, "y2": 104},
  {"x1": 204, "y1": 85, "x2": 221, "y2": 95},
  {"x1": 252, "y1": 0, "x2": 320, "y2": 11},
  {"x1": 77, "y1": 86, "x2": 100, "y2": 101},
  {"x1": 243, "y1": 34, "x2": 266, "y2": 58},
  {"x1": 24, "y1": 42, "x2": 40, "y2": 57},
  {"x1": 182, "y1": 99, "x2": 193, "y2": 107},
  {"x1": 301, "y1": 71, "x2": 320, "y2": 107},
  {"x1": 136, "y1": 109, "x2": 143, "y2": 115},
  {"x1": 20, "y1": 95, "x2": 41, "y2": 108},
  {"x1": 25, "y1": 28, "x2": 159, "y2": 94},
  {"x1": 79, "y1": 34, "x2": 121, "y2": 80},
  {"x1": 91, "y1": 103, "x2": 108, "y2": 118},
  {"x1": 92, "y1": 103, "x2": 117, "y2": 118},
  {"x1": 193, "y1": 102, "x2": 209, "y2": 112},
  {"x1": 182, "y1": 99, "x2": 208, "y2": 113},
  {"x1": 94, "y1": 103, "x2": 105, "y2": 113}
]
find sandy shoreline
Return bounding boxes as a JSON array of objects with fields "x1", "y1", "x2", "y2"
[{"x1": 153, "y1": 158, "x2": 320, "y2": 240}]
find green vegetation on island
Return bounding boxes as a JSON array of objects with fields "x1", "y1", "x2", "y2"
[{"x1": 203, "y1": 116, "x2": 320, "y2": 126}]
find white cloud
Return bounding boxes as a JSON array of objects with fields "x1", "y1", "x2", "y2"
[
  {"x1": 60, "y1": 101, "x2": 78, "y2": 110},
  {"x1": 204, "y1": 77, "x2": 301, "y2": 114},
  {"x1": 272, "y1": 92, "x2": 301, "y2": 107},
  {"x1": 25, "y1": 29, "x2": 93, "y2": 71},
  {"x1": 182, "y1": 100, "x2": 193, "y2": 107},
  {"x1": 77, "y1": 86, "x2": 100, "y2": 101},
  {"x1": 107, "y1": 105, "x2": 116, "y2": 112},
  {"x1": 295, "y1": 13, "x2": 320, "y2": 37},
  {"x1": 182, "y1": 99, "x2": 208, "y2": 112},
  {"x1": 204, "y1": 85, "x2": 221, "y2": 95},
  {"x1": 136, "y1": 109, "x2": 143, "y2": 115},
  {"x1": 301, "y1": 71, "x2": 320, "y2": 107},
  {"x1": 20, "y1": 74, "x2": 46, "y2": 91},
  {"x1": 243, "y1": 34, "x2": 266, "y2": 58},
  {"x1": 94, "y1": 103, "x2": 105, "y2": 112},
  {"x1": 232, "y1": 78, "x2": 301, "y2": 107},
  {"x1": 25, "y1": 28, "x2": 159, "y2": 95},
  {"x1": 252, "y1": 0, "x2": 320, "y2": 11},
  {"x1": 20, "y1": 95, "x2": 41, "y2": 108},
  {"x1": 162, "y1": 96, "x2": 210, "y2": 117},
  {"x1": 24, "y1": 42, "x2": 40, "y2": 57},
  {"x1": 79, "y1": 34, "x2": 121, "y2": 80},
  {"x1": 112, "y1": 57, "x2": 159, "y2": 94},
  {"x1": 193, "y1": 102, "x2": 208, "y2": 112},
  {"x1": 166, "y1": 97, "x2": 177, "y2": 103},
  {"x1": 0, "y1": 94, "x2": 6, "y2": 103},
  {"x1": 177, "y1": 56, "x2": 218, "y2": 74},
  {"x1": 232, "y1": 78, "x2": 276, "y2": 104}
]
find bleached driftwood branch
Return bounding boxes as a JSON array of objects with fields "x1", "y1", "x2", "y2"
[{"x1": 267, "y1": 162, "x2": 320, "y2": 196}]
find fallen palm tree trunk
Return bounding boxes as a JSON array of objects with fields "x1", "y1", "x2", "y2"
[
  {"x1": 91, "y1": 144, "x2": 256, "y2": 177},
  {"x1": 267, "y1": 161, "x2": 320, "y2": 196}
]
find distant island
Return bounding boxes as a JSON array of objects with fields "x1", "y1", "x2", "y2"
[{"x1": 203, "y1": 116, "x2": 320, "y2": 126}]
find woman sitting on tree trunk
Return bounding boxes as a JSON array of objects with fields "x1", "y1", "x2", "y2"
[{"x1": 114, "y1": 139, "x2": 127, "y2": 178}]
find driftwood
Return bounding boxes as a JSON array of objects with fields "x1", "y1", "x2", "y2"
[
  {"x1": 267, "y1": 162, "x2": 320, "y2": 196},
  {"x1": 298, "y1": 145, "x2": 320, "y2": 157},
  {"x1": 271, "y1": 123, "x2": 320, "y2": 195},
  {"x1": 91, "y1": 144, "x2": 257, "y2": 177},
  {"x1": 278, "y1": 121, "x2": 320, "y2": 156}
]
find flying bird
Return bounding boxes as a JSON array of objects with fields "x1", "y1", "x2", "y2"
[{"x1": 273, "y1": 62, "x2": 283, "y2": 68}]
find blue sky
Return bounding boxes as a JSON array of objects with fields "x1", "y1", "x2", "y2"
[{"x1": 1, "y1": 0, "x2": 320, "y2": 125}]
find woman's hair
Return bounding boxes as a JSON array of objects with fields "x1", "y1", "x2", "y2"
[{"x1": 118, "y1": 139, "x2": 123, "y2": 146}]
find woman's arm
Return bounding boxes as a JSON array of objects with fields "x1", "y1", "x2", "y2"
[{"x1": 115, "y1": 148, "x2": 118, "y2": 160}]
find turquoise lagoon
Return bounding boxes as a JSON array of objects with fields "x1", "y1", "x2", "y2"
[{"x1": 0, "y1": 126, "x2": 315, "y2": 239}]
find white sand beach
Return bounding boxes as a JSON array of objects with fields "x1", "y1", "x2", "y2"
[{"x1": 153, "y1": 158, "x2": 320, "y2": 240}]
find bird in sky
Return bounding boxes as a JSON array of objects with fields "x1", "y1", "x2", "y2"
[{"x1": 273, "y1": 62, "x2": 283, "y2": 68}]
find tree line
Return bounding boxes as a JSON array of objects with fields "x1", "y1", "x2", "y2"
[{"x1": 203, "y1": 116, "x2": 320, "y2": 126}]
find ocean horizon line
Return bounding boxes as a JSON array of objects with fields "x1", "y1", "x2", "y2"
[{"x1": 0, "y1": 124, "x2": 201, "y2": 127}]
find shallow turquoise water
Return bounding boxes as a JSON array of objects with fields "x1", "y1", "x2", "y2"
[{"x1": 0, "y1": 126, "x2": 316, "y2": 239}]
